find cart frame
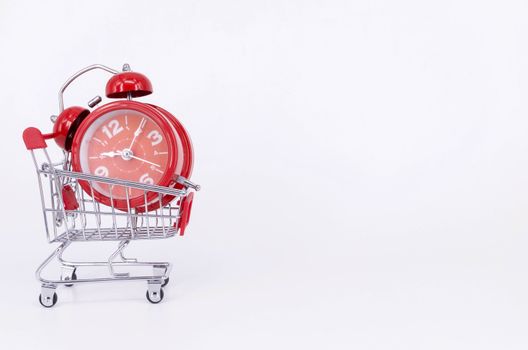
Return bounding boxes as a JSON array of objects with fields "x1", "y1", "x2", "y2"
[{"x1": 24, "y1": 127, "x2": 199, "y2": 307}]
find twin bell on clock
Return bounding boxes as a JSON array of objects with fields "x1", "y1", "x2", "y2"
[{"x1": 51, "y1": 63, "x2": 193, "y2": 212}]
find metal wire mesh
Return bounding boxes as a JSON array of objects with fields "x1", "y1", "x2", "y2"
[{"x1": 36, "y1": 163, "x2": 189, "y2": 243}]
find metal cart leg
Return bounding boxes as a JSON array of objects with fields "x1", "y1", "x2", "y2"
[
  {"x1": 154, "y1": 264, "x2": 170, "y2": 287},
  {"x1": 57, "y1": 241, "x2": 171, "y2": 279},
  {"x1": 36, "y1": 240, "x2": 173, "y2": 306},
  {"x1": 36, "y1": 241, "x2": 71, "y2": 308},
  {"x1": 108, "y1": 240, "x2": 132, "y2": 277}
]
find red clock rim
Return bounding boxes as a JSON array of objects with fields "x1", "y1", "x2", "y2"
[
  {"x1": 71, "y1": 101, "x2": 179, "y2": 211},
  {"x1": 150, "y1": 105, "x2": 194, "y2": 180},
  {"x1": 139, "y1": 104, "x2": 194, "y2": 212},
  {"x1": 135, "y1": 105, "x2": 194, "y2": 212}
]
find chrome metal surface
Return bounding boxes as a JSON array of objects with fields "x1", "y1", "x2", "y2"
[
  {"x1": 58, "y1": 64, "x2": 119, "y2": 112},
  {"x1": 87, "y1": 95, "x2": 102, "y2": 108},
  {"x1": 177, "y1": 175, "x2": 201, "y2": 191}
]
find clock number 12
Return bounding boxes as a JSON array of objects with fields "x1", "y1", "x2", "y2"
[{"x1": 102, "y1": 120, "x2": 124, "y2": 139}]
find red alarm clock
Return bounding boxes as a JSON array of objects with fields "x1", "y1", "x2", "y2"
[{"x1": 53, "y1": 64, "x2": 193, "y2": 212}]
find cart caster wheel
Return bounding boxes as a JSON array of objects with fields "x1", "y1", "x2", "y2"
[
  {"x1": 162, "y1": 277, "x2": 169, "y2": 287},
  {"x1": 63, "y1": 271, "x2": 77, "y2": 287},
  {"x1": 146, "y1": 288, "x2": 164, "y2": 304},
  {"x1": 39, "y1": 292, "x2": 58, "y2": 308}
]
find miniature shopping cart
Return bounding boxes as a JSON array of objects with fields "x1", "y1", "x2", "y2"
[{"x1": 23, "y1": 127, "x2": 200, "y2": 307}]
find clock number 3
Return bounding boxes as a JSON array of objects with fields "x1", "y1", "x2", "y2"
[
  {"x1": 102, "y1": 120, "x2": 124, "y2": 139},
  {"x1": 147, "y1": 130, "x2": 163, "y2": 146}
]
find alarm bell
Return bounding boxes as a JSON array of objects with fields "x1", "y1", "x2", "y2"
[
  {"x1": 53, "y1": 106, "x2": 90, "y2": 151},
  {"x1": 105, "y1": 71, "x2": 153, "y2": 99}
]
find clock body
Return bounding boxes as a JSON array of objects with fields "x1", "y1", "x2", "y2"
[{"x1": 71, "y1": 100, "x2": 186, "y2": 211}]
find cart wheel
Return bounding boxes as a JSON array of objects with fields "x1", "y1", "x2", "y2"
[
  {"x1": 64, "y1": 270, "x2": 77, "y2": 287},
  {"x1": 39, "y1": 292, "x2": 58, "y2": 308},
  {"x1": 146, "y1": 288, "x2": 164, "y2": 304},
  {"x1": 162, "y1": 277, "x2": 169, "y2": 287}
]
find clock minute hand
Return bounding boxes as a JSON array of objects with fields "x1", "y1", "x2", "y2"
[{"x1": 128, "y1": 117, "x2": 146, "y2": 150}]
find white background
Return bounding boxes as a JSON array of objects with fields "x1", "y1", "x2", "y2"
[{"x1": 0, "y1": 0, "x2": 527, "y2": 348}]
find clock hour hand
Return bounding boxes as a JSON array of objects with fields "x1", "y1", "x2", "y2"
[{"x1": 100, "y1": 151, "x2": 120, "y2": 158}]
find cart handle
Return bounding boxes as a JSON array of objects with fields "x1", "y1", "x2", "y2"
[{"x1": 23, "y1": 127, "x2": 56, "y2": 150}]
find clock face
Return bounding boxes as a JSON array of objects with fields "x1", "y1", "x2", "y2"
[{"x1": 72, "y1": 102, "x2": 179, "y2": 209}]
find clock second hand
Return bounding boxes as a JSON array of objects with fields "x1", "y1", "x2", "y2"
[{"x1": 127, "y1": 154, "x2": 161, "y2": 168}]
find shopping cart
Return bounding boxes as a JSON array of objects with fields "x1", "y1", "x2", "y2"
[{"x1": 23, "y1": 127, "x2": 200, "y2": 307}]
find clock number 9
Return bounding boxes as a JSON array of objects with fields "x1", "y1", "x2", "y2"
[
  {"x1": 139, "y1": 173, "x2": 154, "y2": 185},
  {"x1": 147, "y1": 130, "x2": 163, "y2": 146},
  {"x1": 94, "y1": 166, "x2": 109, "y2": 177},
  {"x1": 102, "y1": 120, "x2": 124, "y2": 139}
]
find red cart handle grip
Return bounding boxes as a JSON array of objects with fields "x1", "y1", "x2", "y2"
[{"x1": 23, "y1": 127, "x2": 56, "y2": 150}]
